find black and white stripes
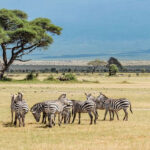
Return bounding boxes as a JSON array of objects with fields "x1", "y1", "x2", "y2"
[
  {"x1": 97, "y1": 92, "x2": 133, "y2": 121},
  {"x1": 10, "y1": 92, "x2": 133, "y2": 128},
  {"x1": 11, "y1": 92, "x2": 29, "y2": 127}
]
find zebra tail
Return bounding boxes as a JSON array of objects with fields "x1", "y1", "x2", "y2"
[{"x1": 130, "y1": 103, "x2": 133, "y2": 114}]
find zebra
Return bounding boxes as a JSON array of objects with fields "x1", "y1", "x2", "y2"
[
  {"x1": 71, "y1": 96, "x2": 98, "y2": 125},
  {"x1": 43, "y1": 94, "x2": 72, "y2": 127},
  {"x1": 10, "y1": 92, "x2": 24, "y2": 124},
  {"x1": 60, "y1": 101, "x2": 73, "y2": 124},
  {"x1": 85, "y1": 93, "x2": 119, "y2": 121},
  {"x1": 13, "y1": 93, "x2": 29, "y2": 127},
  {"x1": 30, "y1": 102, "x2": 46, "y2": 123},
  {"x1": 97, "y1": 92, "x2": 133, "y2": 121},
  {"x1": 31, "y1": 94, "x2": 72, "y2": 128},
  {"x1": 10, "y1": 94, "x2": 17, "y2": 124}
]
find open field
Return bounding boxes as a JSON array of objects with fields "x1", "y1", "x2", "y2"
[{"x1": 0, "y1": 73, "x2": 150, "y2": 150}]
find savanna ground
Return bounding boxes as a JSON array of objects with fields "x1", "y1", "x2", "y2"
[{"x1": 0, "y1": 73, "x2": 150, "y2": 150}]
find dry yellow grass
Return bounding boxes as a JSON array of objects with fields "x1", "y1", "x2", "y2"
[{"x1": 0, "y1": 73, "x2": 150, "y2": 150}]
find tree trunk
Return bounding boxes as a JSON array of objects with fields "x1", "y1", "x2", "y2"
[
  {"x1": 0, "y1": 64, "x2": 10, "y2": 80},
  {"x1": 0, "y1": 70, "x2": 5, "y2": 80}
]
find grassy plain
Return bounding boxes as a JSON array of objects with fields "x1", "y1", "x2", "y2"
[{"x1": 0, "y1": 73, "x2": 150, "y2": 150}]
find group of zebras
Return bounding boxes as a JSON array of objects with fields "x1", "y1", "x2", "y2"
[{"x1": 11, "y1": 92, "x2": 133, "y2": 128}]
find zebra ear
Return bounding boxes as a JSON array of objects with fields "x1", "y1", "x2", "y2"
[{"x1": 85, "y1": 93, "x2": 88, "y2": 96}]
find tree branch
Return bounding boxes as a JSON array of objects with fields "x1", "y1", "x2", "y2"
[{"x1": 15, "y1": 59, "x2": 31, "y2": 62}]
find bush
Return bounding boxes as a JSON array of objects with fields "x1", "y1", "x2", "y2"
[
  {"x1": 46, "y1": 75, "x2": 55, "y2": 81},
  {"x1": 109, "y1": 64, "x2": 119, "y2": 76},
  {"x1": 25, "y1": 72, "x2": 36, "y2": 80},
  {"x1": 58, "y1": 73, "x2": 77, "y2": 81},
  {"x1": 1, "y1": 76, "x2": 12, "y2": 81}
]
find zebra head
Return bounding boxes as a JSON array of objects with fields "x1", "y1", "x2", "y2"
[
  {"x1": 11, "y1": 94, "x2": 17, "y2": 102},
  {"x1": 17, "y1": 92, "x2": 24, "y2": 101},
  {"x1": 96, "y1": 92, "x2": 108, "y2": 101},
  {"x1": 94, "y1": 92, "x2": 109, "y2": 109},
  {"x1": 30, "y1": 103, "x2": 43, "y2": 122},
  {"x1": 85, "y1": 93, "x2": 96, "y2": 101},
  {"x1": 58, "y1": 94, "x2": 70, "y2": 105}
]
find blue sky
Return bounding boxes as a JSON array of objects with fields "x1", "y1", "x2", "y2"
[{"x1": 1, "y1": 0, "x2": 150, "y2": 60}]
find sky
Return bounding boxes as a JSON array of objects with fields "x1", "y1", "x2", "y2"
[{"x1": 1, "y1": 0, "x2": 150, "y2": 60}]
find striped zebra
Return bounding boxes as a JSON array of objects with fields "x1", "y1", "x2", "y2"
[
  {"x1": 10, "y1": 92, "x2": 24, "y2": 124},
  {"x1": 60, "y1": 101, "x2": 73, "y2": 124},
  {"x1": 30, "y1": 102, "x2": 46, "y2": 123},
  {"x1": 71, "y1": 96, "x2": 98, "y2": 125},
  {"x1": 85, "y1": 93, "x2": 119, "y2": 121},
  {"x1": 13, "y1": 93, "x2": 29, "y2": 127},
  {"x1": 97, "y1": 92, "x2": 133, "y2": 121},
  {"x1": 31, "y1": 94, "x2": 72, "y2": 128},
  {"x1": 10, "y1": 94, "x2": 17, "y2": 124},
  {"x1": 43, "y1": 94, "x2": 72, "y2": 127}
]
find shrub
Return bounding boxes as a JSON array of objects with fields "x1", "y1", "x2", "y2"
[
  {"x1": 1, "y1": 76, "x2": 12, "y2": 81},
  {"x1": 46, "y1": 75, "x2": 55, "y2": 81},
  {"x1": 109, "y1": 64, "x2": 119, "y2": 76},
  {"x1": 58, "y1": 73, "x2": 77, "y2": 81},
  {"x1": 25, "y1": 72, "x2": 36, "y2": 80}
]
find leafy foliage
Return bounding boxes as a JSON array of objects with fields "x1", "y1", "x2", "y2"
[
  {"x1": 0, "y1": 9, "x2": 62, "y2": 79},
  {"x1": 46, "y1": 74, "x2": 55, "y2": 81},
  {"x1": 25, "y1": 72, "x2": 37, "y2": 80},
  {"x1": 109, "y1": 64, "x2": 119, "y2": 76},
  {"x1": 58, "y1": 73, "x2": 77, "y2": 81},
  {"x1": 107, "y1": 57, "x2": 123, "y2": 70},
  {"x1": 88, "y1": 59, "x2": 106, "y2": 67},
  {"x1": 88, "y1": 59, "x2": 106, "y2": 73}
]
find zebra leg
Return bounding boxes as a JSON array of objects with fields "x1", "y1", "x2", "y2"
[
  {"x1": 68, "y1": 112, "x2": 71, "y2": 124},
  {"x1": 88, "y1": 111, "x2": 93, "y2": 125},
  {"x1": 109, "y1": 111, "x2": 112, "y2": 121},
  {"x1": 18, "y1": 115, "x2": 21, "y2": 127},
  {"x1": 22, "y1": 115, "x2": 25, "y2": 127},
  {"x1": 11, "y1": 110, "x2": 13, "y2": 124},
  {"x1": 103, "y1": 109, "x2": 108, "y2": 120},
  {"x1": 14, "y1": 113, "x2": 17, "y2": 126},
  {"x1": 60, "y1": 113, "x2": 64, "y2": 124},
  {"x1": 53, "y1": 114, "x2": 56, "y2": 126},
  {"x1": 48, "y1": 114, "x2": 52, "y2": 128},
  {"x1": 123, "y1": 109, "x2": 128, "y2": 121},
  {"x1": 42, "y1": 112, "x2": 45, "y2": 124},
  {"x1": 71, "y1": 112, "x2": 76, "y2": 124},
  {"x1": 95, "y1": 110, "x2": 98, "y2": 120},
  {"x1": 124, "y1": 109, "x2": 128, "y2": 121},
  {"x1": 78, "y1": 112, "x2": 81, "y2": 124},
  {"x1": 112, "y1": 111, "x2": 115, "y2": 120},
  {"x1": 58, "y1": 113, "x2": 61, "y2": 126},
  {"x1": 115, "y1": 111, "x2": 119, "y2": 120},
  {"x1": 93, "y1": 111, "x2": 97, "y2": 124}
]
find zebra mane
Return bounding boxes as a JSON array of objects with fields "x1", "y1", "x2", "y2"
[{"x1": 100, "y1": 92, "x2": 108, "y2": 99}]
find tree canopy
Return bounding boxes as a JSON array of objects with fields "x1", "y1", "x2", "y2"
[
  {"x1": 0, "y1": 9, "x2": 62, "y2": 79},
  {"x1": 107, "y1": 57, "x2": 123, "y2": 70},
  {"x1": 88, "y1": 59, "x2": 106, "y2": 73}
]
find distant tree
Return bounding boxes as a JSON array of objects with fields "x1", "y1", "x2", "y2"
[
  {"x1": 109, "y1": 64, "x2": 118, "y2": 76},
  {"x1": 88, "y1": 59, "x2": 106, "y2": 73},
  {"x1": 107, "y1": 57, "x2": 123, "y2": 70},
  {"x1": 0, "y1": 9, "x2": 62, "y2": 79}
]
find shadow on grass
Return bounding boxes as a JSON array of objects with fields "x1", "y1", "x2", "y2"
[{"x1": 2, "y1": 122, "x2": 15, "y2": 127}]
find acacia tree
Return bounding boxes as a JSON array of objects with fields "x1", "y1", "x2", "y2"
[
  {"x1": 88, "y1": 59, "x2": 106, "y2": 73},
  {"x1": 0, "y1": 9, "x2": 62, "y2": 79}
]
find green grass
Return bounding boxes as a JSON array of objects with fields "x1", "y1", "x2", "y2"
[{"x1": 0, "y1": 73, "x2": 150, "y2": 150}]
